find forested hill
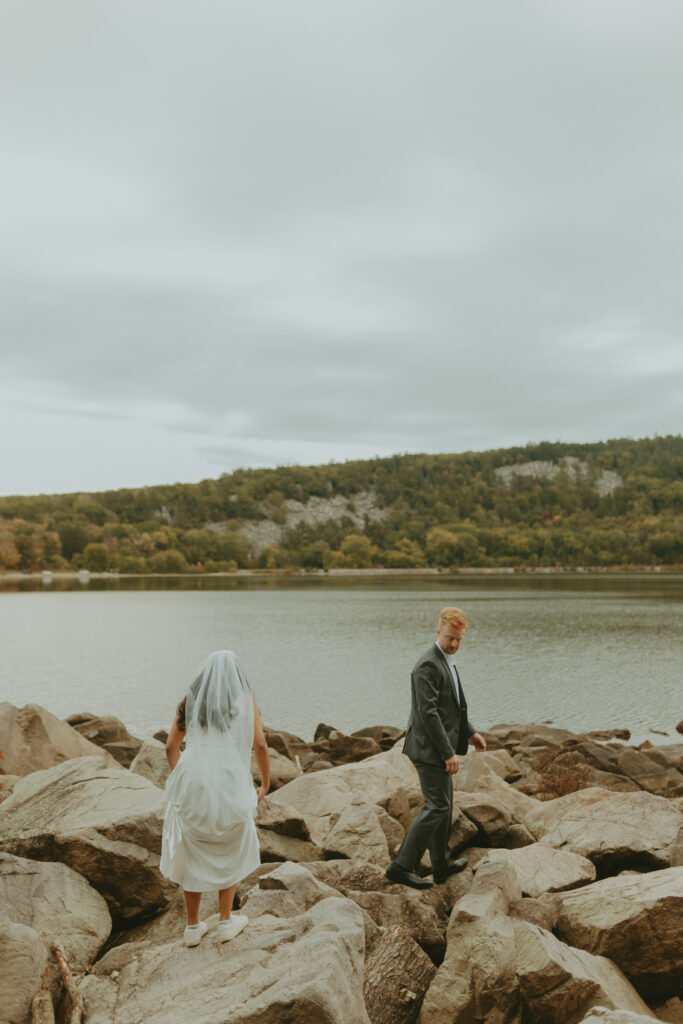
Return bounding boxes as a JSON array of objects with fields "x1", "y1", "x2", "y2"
[{"x1": 1, "y1": 436, "x2": 681, "y2": 572}]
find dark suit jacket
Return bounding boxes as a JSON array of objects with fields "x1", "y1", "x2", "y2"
[{"x1": 402, "y1": 644, "x2": 477, "y2": 766}]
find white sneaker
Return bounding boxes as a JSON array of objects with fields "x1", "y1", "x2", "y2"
[
  {"x1": 183, "y1": 921, "x2": 208, "y2": 947},
  {"x1": 216, "y1": 914, "x2": 248, "y2": 942}
]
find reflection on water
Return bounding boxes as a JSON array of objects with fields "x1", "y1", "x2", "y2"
[{"x1": 1, "y1": 575, "x2": 681, "y2": 745}]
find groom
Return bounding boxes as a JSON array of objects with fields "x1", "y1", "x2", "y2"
[{"x1": 386, "y1": 606, "x2": 487, "y2": 889}]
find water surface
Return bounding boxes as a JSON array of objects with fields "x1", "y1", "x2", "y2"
[{"x1": 1, "y1": 574, "x2": 680, "y2": 745}]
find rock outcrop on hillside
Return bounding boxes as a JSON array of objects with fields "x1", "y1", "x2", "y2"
[{"x1": 0, "y1": 709, "x2": 681, "y2": 1023}]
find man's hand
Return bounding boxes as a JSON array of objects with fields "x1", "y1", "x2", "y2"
[
  {"x1": 444, "y1": 754, "x2": 459, "y2": 775},
  {"x1": 471, "y1": 732, "x2": 487, "y2": 752}
]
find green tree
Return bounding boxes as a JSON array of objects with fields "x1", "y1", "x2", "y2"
[
  {"x1": 83, "y1": 542, "x2": 109, "y2": 571},
  {"x1": 340, "y1": 533, "x2": 373, "y2": 568}
]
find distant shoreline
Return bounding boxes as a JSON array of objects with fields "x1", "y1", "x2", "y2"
[{"x1": 2, "y1": 566, "x2": 681, "y2": 582}]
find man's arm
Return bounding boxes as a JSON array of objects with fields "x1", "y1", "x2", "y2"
[{"x1": 413, "y1": 665, "x2": 455, "y2": 762}]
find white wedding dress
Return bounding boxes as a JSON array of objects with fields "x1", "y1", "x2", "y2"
[{"x1": 160, "y1": 651, "x2": 260, "y2": 891}]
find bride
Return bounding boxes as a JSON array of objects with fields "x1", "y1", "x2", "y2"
[{"x1": 160, "y1": 650, "x2": 270, "y2": 946}]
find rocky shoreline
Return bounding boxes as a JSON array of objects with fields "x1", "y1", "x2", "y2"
[{"x1": 1, "y1": 703, "x2": 681, "y2": 1024}]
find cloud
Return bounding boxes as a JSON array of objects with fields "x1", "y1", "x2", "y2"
[{"x1": 0, "y1": 0, "x2": 681, "y2": 494}]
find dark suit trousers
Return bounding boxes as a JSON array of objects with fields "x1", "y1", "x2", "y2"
[{"x1": 393, "y1": 763, "x2": 453, "y2": 873}]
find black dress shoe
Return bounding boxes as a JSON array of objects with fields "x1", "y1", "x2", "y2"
[
  {"x1": 385, "y1": 863, "x2": 434, "y2": 889},
  {"x1": 432, "y1": 857, "x2": 468, "y2": 885}
]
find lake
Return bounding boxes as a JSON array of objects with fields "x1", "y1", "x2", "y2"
[{"x1": 1, "y1": 574, "x2": 681, "y2": 745}]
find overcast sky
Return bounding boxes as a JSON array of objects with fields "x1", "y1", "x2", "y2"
[{"x1": 1, "y1": 1, "x2": 681, "y2": 496}]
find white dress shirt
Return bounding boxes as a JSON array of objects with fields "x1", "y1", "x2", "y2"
[{"x1": 435, "y1": 641, "x2": 462, "y2": 704}]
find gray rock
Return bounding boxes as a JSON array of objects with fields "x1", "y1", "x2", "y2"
[
  {"x1": 324, "y1": 798, "x2": 391, "y2": 866},
  {"x1": 525, "y1": 788, "x2": 683, "y2": 873},
  {"x1": 475, "y1": 844, "x2": 596, "y2": 898},
  {"x1": 515, "y1": 921, "x2": 655, "y2": 1023},
  {"x1": 256, "y1": 827, "x2": 324, "y2": 863},
  {"x1": 555, "y1": 867, "x2": 683, "y2": 1002},
  {"x1": 129, "y1": 737, "x2": 169, "y2": 788},
  {"x1": 255, "y1": 795, "x2": 311, "y2": 840},
  {"x1": 418, "y1": 860, "x2": 521, "y2": 1024},
  {"x1": 615, "y1": 749, "x2": 683, "y2": 798},
  {"x1": 67, "y1": 713, "x2": 142, "y2": 767},
  {"x1": 0, "y1": 921, "x2": 48, "y2": 1024},
  {"x1": 274, "y1": 744, "x2": 421, "y2": 847},
  {"x1": 80, "y1": 896, "x2": 371, "y2": 1024},
  {"x1": 0, "y1": 755, "x2": 174, "y2": 924},
  {"x1": 0, "y1": 852, "x2": 111, "y2": 993},
  {"x1": 0, "y1": 702, "x2": 117, "y2": 777},
  {"x1": 453, "y1": 790, "x2": 513, "y2": 845}
]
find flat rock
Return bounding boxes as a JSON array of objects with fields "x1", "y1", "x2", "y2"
[
  {"x1": 515, "y1": 921, "x2": 655, "y2": 1023},
  {"x1": 256, "y1": 827, "x2": 324, "y2": 863},
  {"x1": 0, "y1": 921, "x2": 48, "y2": 1024},
  {"x1": 241, "y1": 861, "x2": 341, "y2": 920},
  {"x1": 80, "y1": 896, "x2": 371, "y2": 1024},
  {"x1": 475, "y1": 844, "x2": 596, "y2": 898},
  {"x1": 129, "y1": 737, "x2": 169, "y2": 788},
  {"x1": 323, "y1": 798, "x2": 391, "y2": 866},
  {"x1": 111, "y1": 888, "x2": 220, "y2": 948},
  {"x1": 0, "y1": 852, "x2": 111, "y2": 992},
  {"x1": 525, "y1": 788, "x2": 683, "y2": 873},
  {"x1": 0, "y1": 702, "x2": 117, "y2": 777},
  {"x1": 0, "y1": 755, "x2": 174, "y2": 924},
  {"x1": 274, "y1": 744, "x2": 421, "y2": 846},
  {"x1": 555, "y1": 867, "x2": 683, "y2": 1002},
  {"x1": 255, "y1": 795, "x2": 311, "y2": 840}
]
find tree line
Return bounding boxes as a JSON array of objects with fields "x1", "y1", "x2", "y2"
[{"x1": 0, "y1": 436, "x2": 681, "y2": 572}]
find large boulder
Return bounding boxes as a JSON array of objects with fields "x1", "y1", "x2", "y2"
[
  {"x1": 129, "y1": 737, "x2": 169, "y2": 788},
  {"x1": 255, "y1": 796, "x2": 311, "y2": 841},
  {"x1": 555, "y1": 867, "x2": 683, "y2": 1002},
  {"x1": 323, "y1": 798, "x2": 391, "y2": 866},
  {"x1": 453, "y1": 790, "x2": 513, "y2": 845},
  {"x1": 614, "y1": 749, "x2": 683, "y2": 798},
  {"x1": 240, "y1": 861, "x2": 342, "y2": 921},
  {"x1": 273, "y1": 744, "x2": 421, "y2": 846},
  {"x1": 0, "y1": 852, "x2": 111, "y2": 995},
  {"x1": 80, "y1": 896, "x2": 371, "y2": 1024},
  {"x1": 0, "y1": 702, "x2": 117, "y2": 777},
  {"x1": 525, "y1": 788, "x2": 683, "y2": 873},
  {"x1": 0, "y1": 755, "x2": 174, "y2": 924},
  {"x1": 475, "y1": 844, "x2": 596, "y2": 898},
  {"x1": 515, "y1": 921, "x2": 656, "y2": 1023},
  {"x1": 66, "y1": 712, "x2": 142, "y2": 767},
  {"x1": 0, "y1": 921, "x2": 48, "y2": 1024},
  {"x1": 418, "y1": 860, "x2": 522, "y2": 1023}
]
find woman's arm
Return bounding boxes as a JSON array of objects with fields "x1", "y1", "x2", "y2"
[
  {"x1": 165, "y1": 713, "x2": 185, "y2": 770},
  {"x1": 252, "y1": 700, "x2": 270, "y2": 802}
]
